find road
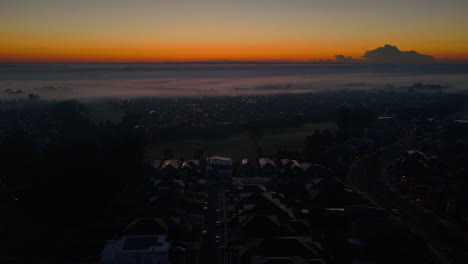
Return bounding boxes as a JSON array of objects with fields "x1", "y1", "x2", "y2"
[{"x1": 198, "y1": 182, "x2": 221, "y2": 264}]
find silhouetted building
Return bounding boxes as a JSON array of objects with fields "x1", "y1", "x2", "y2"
[{"x1": 101, "y1": 235, "x2": 170, "y2": 264}]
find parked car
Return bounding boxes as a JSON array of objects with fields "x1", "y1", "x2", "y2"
[{"x1": 174, "y1": 247, "x2": 187, "y2": 254}]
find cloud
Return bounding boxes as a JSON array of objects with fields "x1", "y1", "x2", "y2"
[
  {"x1": 362, "y1": 44, "x2": 435, "y2": 64},
  {"x1": 334, "y1": 55, "x2": 361, "y2": 64}
]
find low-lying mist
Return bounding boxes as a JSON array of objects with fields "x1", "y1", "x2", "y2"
[{"x1": 1, "y1": 63, "x2": 467, "y2": 100}]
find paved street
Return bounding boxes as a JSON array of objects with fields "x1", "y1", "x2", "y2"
[{"x1": 198, "y1": 182, "x2": 221, "y2": 264}]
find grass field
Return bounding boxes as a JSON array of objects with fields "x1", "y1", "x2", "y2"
[
  {"x1": 146, "y1": 122, "x2": 337, "y2": 160},
  {"x1": 85, "y1": 102, "x2": 125, "y2": 123}
]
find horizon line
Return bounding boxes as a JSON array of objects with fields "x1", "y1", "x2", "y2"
[{"x1": 1, "y1": 56, "x2": 468, "y2": 64}]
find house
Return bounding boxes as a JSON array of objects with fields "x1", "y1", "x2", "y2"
[
  {"x1": 156, "y1": 160, "x2": 181, "y2": 179},
  {"x1": 236, "y1": 185, "x2": 268, "y2": 193},
  {"x1": 206, "y1": 156, "x2": 233, "y2": 181},
  {"x1": 153, "y1": 178, "x2": 185, "y2": 192},
  {"x1": 101, "y1": 235, "x2": 170, "y2": 264},
  {"x1": 272, "y1": 184, "x2": 315, "y2": 207},
  {"x1": 258, "y1": 158, "x2": 280, "y2": 177},
  {"x1": 151, "y1": 160, "x2": 163, "y2": 170},
  {"x1": 235, "y1": 192, "x2": 295, "y2": 220},
  {"x1": 239, "y1": 237, "x2": 325, "y2": 264},
  {"x1": 232, "y1": 214, "x2": 309, "y2": 242},
  {"x1": 301, "y1": 163, "x2": 333, "y2": 178},
  {"x1": 347, "y1": 213, "x2": 428, "y2": 263},
  {"x1": 251, "y1": 256, "x2": 325, "y2": 264},
  {"x1": 239, "y1": 158, "x2": 258, "y2": 177},
  {"x1": 147, "y1": 190, "x2": 188, "y2": 217},
  {"x1": 237, "y1": 215, "x2": 289, "y2": 237},
  {"x1": 180, "y1": 160, "x2": 201, "y2": 179},
  {"x1": 276, "y1": 159, "x2": 304, "y2": 183},
  {"x1": 280, "y1": 159, "x2": 303, "y2": 174},
  {"x1": 123, "y1": 217, "x2": 182, "y2": 240},
  {"x1": 297, "y1": 176, "x2": 369, "y2": 210},
  {"x1": 233, "y1": 177, "x2": 272, "y2": 187}
]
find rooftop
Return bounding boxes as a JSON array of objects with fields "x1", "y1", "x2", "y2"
[{"x1": 122, "y1": 236, "x2": 166, "y2": 251}]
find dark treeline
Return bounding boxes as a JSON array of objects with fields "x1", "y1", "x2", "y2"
[{"x1": 0, "y1": 101, "x2": 150, "y2": 263}]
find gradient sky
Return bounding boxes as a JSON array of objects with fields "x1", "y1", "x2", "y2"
[{"x1": 1, "y1": 0, "x2": 467, "y2": 62}]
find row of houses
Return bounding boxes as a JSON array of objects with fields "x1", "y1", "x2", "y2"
[
  {"x1": 241, "y1": 157, "x2": 334, "y2": 179},
  {"x1": 220, "y1": 167, "x2": 436, "y2": 263},
  {"x1": 152, "y1": 156, "x2": 334, "y2": 182},
  {"x1": 101, "y1": 161, "x2": 209, "y2": 264},
  {"x1": 222, "y1": 183, "x2": 327, "y2": 264},
  {"x1": 152, "y1": 159, "x2": 202, "y2": 179}
]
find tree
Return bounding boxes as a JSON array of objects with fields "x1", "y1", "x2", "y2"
[
  {"x1": 163, "y1": 149, "x2": 175, "y2": 160},
  {"x1": 193, "y1": 149, "x2": 204, "y2": 160}
]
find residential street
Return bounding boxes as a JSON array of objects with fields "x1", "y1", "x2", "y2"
[{"x1": 198, "y1": 182, "x2": 221, "y2": 264}]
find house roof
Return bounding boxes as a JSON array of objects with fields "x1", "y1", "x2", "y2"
[
  {"x1": 236, "y1": 192, "x2": 294, "y2": 219},
  {"x1": 281, "y1": 159, "x2": 291, "y2": 166},
  {"x1": 254, "y1": 256, "x2": 323, "y2": 264},
  {"x1": 237, "y1": 215, "x2": 286, "y2": 237},
  {"x1": 246, "y1": 237, "x2": 322, "y2": 259},
  {"x1": 259, "y1": 158, "x2": 278, "y2": 169},
  {"x1": 161, "y1": 160, "x2": 181, "y2": 170},
  {"x1": 151, "y1": 160, "x2": 162, "y2": 170},
  {"x1": 211, "y1": 156, "x2": 231, "y2": 160},
  {"x1": 241, "y1": 158, "x2": 258, "y2": 168},
  {"x1": 301, "y1": 163, "x2": 333, "y2": 177},
  {"x1": 180, "y1": 160, "x2": 200, "y2": 170},
  {"x1": 237, "y1": 185, "x2": 267, "y2": 193},
  {"x1": 289, "y1": 160, "x2": 303, "y2": 170},
  {"x1": 207, "y1": 156, "x2": 232, "y2": 166},
  {"x1": 121, "y1": 235, "x2": 167, "y2": 251},
  {"x1": 124, "y1": 218, "x2": 168, "y2": 236},
  {"x1": 154, "y1": 179, "x2": 185, "y2": 189},
  {"x1": 406, "y1": 150, "x2": 430, "y2": 162},
  {"x1": 149, "y1": 190, "x2": 186, "y2": 209}
]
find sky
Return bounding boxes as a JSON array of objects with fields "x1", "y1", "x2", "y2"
[{"x1": 1, "y1": 0, "x2": 467, "y2": 62}]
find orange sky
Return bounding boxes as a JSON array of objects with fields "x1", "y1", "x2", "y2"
[{"x1": 1, "y1": 0, "x2": 467, "y2": 62}]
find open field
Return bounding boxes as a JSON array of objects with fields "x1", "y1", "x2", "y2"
[
  {"x1": 85, "y1": 102, "x2": 125, "y2": 123},
  {"x1": 145, "y1": 122, "x2": 337, "y2": 160}
]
